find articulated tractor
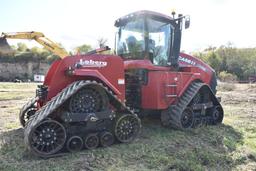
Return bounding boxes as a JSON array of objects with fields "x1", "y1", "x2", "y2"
[{"x1": 0, "y1": 11, "x2": 223, "y2": 157}]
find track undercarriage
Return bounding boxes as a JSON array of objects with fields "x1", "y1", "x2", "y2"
[
  {"x1": 20, "y1": 81, "x2": 223, "y2": 157},
  {"x1": 161, "y1": 81, "x2": 223, "y2": 129},
  {"x1": 21, "y1": 80, "x2": 141, "y2": 157}
]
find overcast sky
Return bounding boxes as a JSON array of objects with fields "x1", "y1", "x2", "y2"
[{"x1": 0, "y1": 0, "x2": 256, "y2": 52}]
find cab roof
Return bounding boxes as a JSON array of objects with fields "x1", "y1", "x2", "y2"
[{"x1": 114, "y1": 10, "x2": 174, "y2": 27}]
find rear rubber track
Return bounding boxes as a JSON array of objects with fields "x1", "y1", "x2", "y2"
[
  {"x1": 19, "y1": 96, "x2": 38, "y2": 127},
  {"x1": 24, "y1": 80, "x2": 139, "y2": 157},
  {"x1": 161, "y1": 81, "x2": 223, "y2": 129}
]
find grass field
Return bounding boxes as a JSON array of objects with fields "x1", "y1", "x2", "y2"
[{"x1": 0, "y1": 82, "x2": 255, "y2": 171}]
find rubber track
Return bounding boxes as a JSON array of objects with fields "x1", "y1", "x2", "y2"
[
  {"x1": 19, "y1": 97, "x2": 38, "y2": 126},
  {"x1": 162, "y1": 82, "x2": 212, "y2": 129},
  {"x1": 24, "y1": 80, "x2": 135, "y2": 153}
]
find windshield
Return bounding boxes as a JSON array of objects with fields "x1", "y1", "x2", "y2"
[{"x1": 116, "y1": 17, "x2": 172, "y2": 66}]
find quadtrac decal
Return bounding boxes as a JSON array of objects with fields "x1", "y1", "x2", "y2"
[
  {"x1": 76, "y1": 59, "x2": 108, "y2": 68},
  {"x1": 178, "y1": 56, "x2": 196, "y2": 66}
]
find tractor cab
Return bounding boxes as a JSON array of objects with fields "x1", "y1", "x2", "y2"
[{"x1": 115, "y1": 10, "x2": 189, "y2": 68}]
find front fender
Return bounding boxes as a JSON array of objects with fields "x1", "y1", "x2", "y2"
[{"x1": 73, "y1": 68, "x2": 121, "y2": 96}]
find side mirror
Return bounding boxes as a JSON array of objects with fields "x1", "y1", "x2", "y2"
[{"x1": 185, "y1": 16, "x2": 190, "y2": 29}]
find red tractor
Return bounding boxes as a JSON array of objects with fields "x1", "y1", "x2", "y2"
[{"x1": 12, "y1": 11, "x2": 223, "y2": 157}]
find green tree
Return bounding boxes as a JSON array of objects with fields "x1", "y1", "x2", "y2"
[
  {"x1": 17, "y1": 43, "x2": 28, "y2": 52},
  {"x1": 193, "y1": 43, "x2": 256, "y2": 81},
  {"x1": 205, "y1": 51, "x2": 222, "y2": 73},
  {"x1": 75, "y1": 44, "x2": 92, "y2": 54}
]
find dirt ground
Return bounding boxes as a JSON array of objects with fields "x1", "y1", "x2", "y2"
[{"x1": 0, "y1": 82, "x2": 255, "y2": 171}]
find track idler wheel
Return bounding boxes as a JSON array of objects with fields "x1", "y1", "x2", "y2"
[
  {"x1": 66, "y1": 136, "x2": 83, "y2": 152},
  {"x1": 84, "y1": 134, "x2": 99, "y2": 149},
  {"x1": 100, "y1": 131, "x2": 114, "y2": 147},
  {"x1": 20, "y1": 107, "x2": 37, "y2": 127},
  {"x1": 114, "y1": 114, "x2": 141, "y2": 143},
  {"x1": 211, "y1": 105, "x2": 223, "y2": 125},
  {"x1": 180, "y1": 107, "x2": 195, "y2": 129},
  {"x1": 28, "y1": 120, "x2": 66, "y2": 157}
]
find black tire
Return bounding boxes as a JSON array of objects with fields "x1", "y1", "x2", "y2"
[
  {"x1": 162, "y1": 106, "x2": 195, "y2": 130},
  {"x1": 114, "y1": 114, "x2": 141, "y2": 143},
  {"x1": 66, "y1": 136, "x2": 83, "y2": 152},
  {"x1": 20, "y1": 107, "x2": 37, "y2": 127},
  {"x1": 99, "y1": 131, "x2": 115, "y2": 147},
  {"x1": 84, "y1": 134, "x2": 99, "y2": 149},
  {"x1": 211, "y1": 105, "x2": 223, "y2": 125},
  {"x1": 180, "y1": 107, "x2": 195, "y2": 129},
  {"x1": 28, "y1": 120, "x2": 67, "y2": 157},
  {"x1": 69, "y1": 86, "x2": 108, "y2": 113}
]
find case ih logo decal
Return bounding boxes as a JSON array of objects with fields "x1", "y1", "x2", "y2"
[
  {"x1": 76, "y1": 59, "x2": 108, "y2": 68},
  {"x1": 178, "y1": 56, "x2": 196, "y2": 66},
  {"x1": 178, "y1": 56, "x2": 207, "y2": 72}
]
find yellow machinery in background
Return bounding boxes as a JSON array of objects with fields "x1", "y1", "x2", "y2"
[{"x1": 0, "y1": 31, "x2": 69, "y2": 58}]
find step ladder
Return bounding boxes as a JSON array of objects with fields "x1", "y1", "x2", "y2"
[{"x1": 165, "y1": 84, "x2": 177, "y2": 98}]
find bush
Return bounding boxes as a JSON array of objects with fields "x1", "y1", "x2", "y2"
[{"x1": 219, "y1": 71, "x2": 237, "y2": 83}]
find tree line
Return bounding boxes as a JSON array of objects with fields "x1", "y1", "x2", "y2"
[
  {"x1": 0, "y1": 41, "x2": 255, "y2": 81},
  {"x1": 192, "y1": 43, "x2": 256, "y2": 81}
]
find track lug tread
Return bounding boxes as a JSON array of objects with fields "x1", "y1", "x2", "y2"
[
  {"x1": 161, "y1": 81, "x2": 223, "y2": 130},
  {"x1": 24, "y1": 80, "x2": 137, "y2": 157}
]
